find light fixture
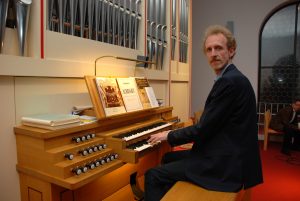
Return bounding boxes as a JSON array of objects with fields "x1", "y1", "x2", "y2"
[{"x1": 94, "y1": 55, "x2": 155, "y2": 76}]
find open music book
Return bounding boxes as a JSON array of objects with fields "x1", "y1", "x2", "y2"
[
  {"x1": 86, "y1": 76, "x2": 160, "y2": 118},
  {"x1": 117, "y1": 77, "x2": 143, "y2": 112},
  {"x1": 134, "y1": 77, "x2": 152, "y2": 109},
  {"x1": 145, "y1": 87, "x2": 159, "y2": 107},
  {"x1": 95, "y1": 77, "x2": 126, "y2": 116}
]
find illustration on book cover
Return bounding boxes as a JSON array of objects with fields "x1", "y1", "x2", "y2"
[
  {"x1": 95, "y1": 77, "x2": 126, "y2": 116},
  {"x1": 135, "y1": 77, "x2": 152, "y2": 109}
]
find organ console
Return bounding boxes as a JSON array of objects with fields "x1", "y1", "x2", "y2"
[
  {"x1": 14, "y1": 76, "x2": 183, "y2": 201},
  {"x1": 15, "y1": 107, "x2": 181, "y2": 201}
]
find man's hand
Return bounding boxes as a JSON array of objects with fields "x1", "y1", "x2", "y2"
[{"x1": 147, "y1": 130, "x2": 171, "y2": 145}]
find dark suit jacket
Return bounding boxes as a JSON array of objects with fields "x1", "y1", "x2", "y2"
[
  {"x1": 167, "y1": 64, "x2": 263, "y2": 192},
  {"x1": 269, "y1": 105, "x2": 298, "y2": 131}
]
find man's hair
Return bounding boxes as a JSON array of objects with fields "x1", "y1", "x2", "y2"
[
  {"x1": 292, "y1": 98, "x2": 300, "y2": 104},
  {"x1": 202, "y1": 25, "x2": 237, "y2": 59}
]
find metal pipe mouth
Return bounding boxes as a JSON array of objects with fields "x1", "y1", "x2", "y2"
[
  {"x1": 17, "y1": 0, "x2": 32, "y2": 5},
  {"x1": 15, "y1": 0, "x2": 31, "y2": 56}
]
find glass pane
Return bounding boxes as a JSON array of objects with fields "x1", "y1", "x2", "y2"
[
  {"x1": 261, "y1": 5, "x2": 296, "y2": 67},
  {"x1": 260, "y1": 67, "x2": 299, "y2": 103},
  {"x1": 297, "y1": 4, "x2": 300, "y2": 66}
]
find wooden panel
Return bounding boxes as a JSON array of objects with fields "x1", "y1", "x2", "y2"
[
  {"x1": 19, "y1": 173, "x2": 53, "y2": 201},
  {"x1": 103, "y1": 184, "x2": 135, "y2": 201},
  {"x1": 28, "y1": 188, "x2": 43, "y2": 201},
  {"x1": 102, "y1": 176, "x2": 144, "y2": 201},
  {"x1": 59, "y1": 190, "x2": 74, "y2": 201},
  {"x1": 170, "y1": 62, "x2": 190, "y2": 81},
  {"x1": 170, "y1": 82, "x2": 189, "y2": 122}
]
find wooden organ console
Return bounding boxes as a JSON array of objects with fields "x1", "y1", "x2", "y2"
[{"x1": 15, "y1": 76, "x2": 183, "y2": 201}]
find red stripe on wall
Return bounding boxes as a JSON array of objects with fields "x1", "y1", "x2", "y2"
[{"x1": 40, "y1": 0, "x2": 44, "y2": 59}]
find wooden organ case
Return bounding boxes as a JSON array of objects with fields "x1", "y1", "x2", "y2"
[{"x1": 15, "y1": 76, "x2": 181, "y2": 201}]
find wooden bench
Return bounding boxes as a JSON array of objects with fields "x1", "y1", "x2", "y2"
[
  {"x1": 263, "y1": 109, "x2": 284, "y2": 150},
  {"x1": 161, "y1": 181, "x2": 251, "y2": 201}
]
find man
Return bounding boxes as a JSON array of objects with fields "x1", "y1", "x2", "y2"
[
  {"x1": 269, "y1": 99, "x2": 300, "y2": 156},
  {"x1": 144, "y1": 25, "x2": 263, "y2": 201}
]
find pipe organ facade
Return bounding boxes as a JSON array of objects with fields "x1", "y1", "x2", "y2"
[{"x1": 0, "y1": 1, "x2": 192, "y2": 200}]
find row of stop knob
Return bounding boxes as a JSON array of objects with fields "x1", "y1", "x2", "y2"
[
  {"x1": 64, "y1": 143, "x2": 107, "y2": 160},
  {"x1": 72, "y1": 133, "x2": 96, "y2": 143},
  {"x1": 72, "y1": 153, "x2": 119, "y2": 175}
]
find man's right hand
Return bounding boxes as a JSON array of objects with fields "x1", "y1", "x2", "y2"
[{"x1": 147, "y1": 130, "x2": 171, "y2": 145}]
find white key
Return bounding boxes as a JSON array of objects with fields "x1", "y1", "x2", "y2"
[
  {"x1": 124, "y1": 123, "x2": 172, "y2": 141},
  {"x1": 133, "y1": 141, "x2": 161, "y2": 152},
  {"x1": 134, "y1": 144, "x2": 152, "y2": 152}
]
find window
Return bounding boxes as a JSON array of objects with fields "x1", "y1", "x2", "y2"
[
  {"x1": 259, "y1": 1, "x2": 300, "y2": 104},
  {"x1": 258, "y1": 1, "x2": 300, "y2": 131}
]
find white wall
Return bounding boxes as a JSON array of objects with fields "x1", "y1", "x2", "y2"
[
  {"x1": 191, "y1": 0, "x2": 286, "y2": 112},
  {"x1": 14, "y1": 77, "x2": 92, "y2": 124},
  {"x1": 0, "y1": 77, "x2": 20, "y2": 201}
]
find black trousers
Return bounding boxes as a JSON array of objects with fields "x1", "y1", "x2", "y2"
[
  {"x1": 144, "y1": 150, "x2": 190, "y2": 201},
  {"x1": 282, "y1": 127, "x2": 300, "y2": 152}
]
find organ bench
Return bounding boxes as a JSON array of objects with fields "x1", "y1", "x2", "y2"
[{"x1": 161, "y1": 181, "x2": 251, "y2": 201}]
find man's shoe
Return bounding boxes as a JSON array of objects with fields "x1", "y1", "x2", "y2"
[
  {"x1": 281, "y1": 149, "x2": 291, "y2": 156},
  {"x1": 291, "y1": 146, "x2": 300, "y2": 151},
  {"x1": 130, "y1": 172, "x2": 144, "y2": 201}
]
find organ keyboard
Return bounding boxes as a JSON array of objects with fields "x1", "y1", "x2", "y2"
[
  {"x1": 128, "y1": 139, "x2": 161, "y2": 152},
  {"x1": 106, "y1": 120, "x2": 174, "y2": 163},
  {"x1": 115, "y1": 122, "x2": 172, "y2": 141}
]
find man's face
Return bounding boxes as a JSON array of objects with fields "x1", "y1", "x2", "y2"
[
  {"x1": 293, "y1": 101, "x2": 300, "y2": 112},
  {"x1": 204, "y1": 33, "x2": 235, "y2": 75}
]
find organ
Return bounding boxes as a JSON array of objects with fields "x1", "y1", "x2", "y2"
[{"x1": 15, "y1": 76, "x2": 182, "y2": 201}]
